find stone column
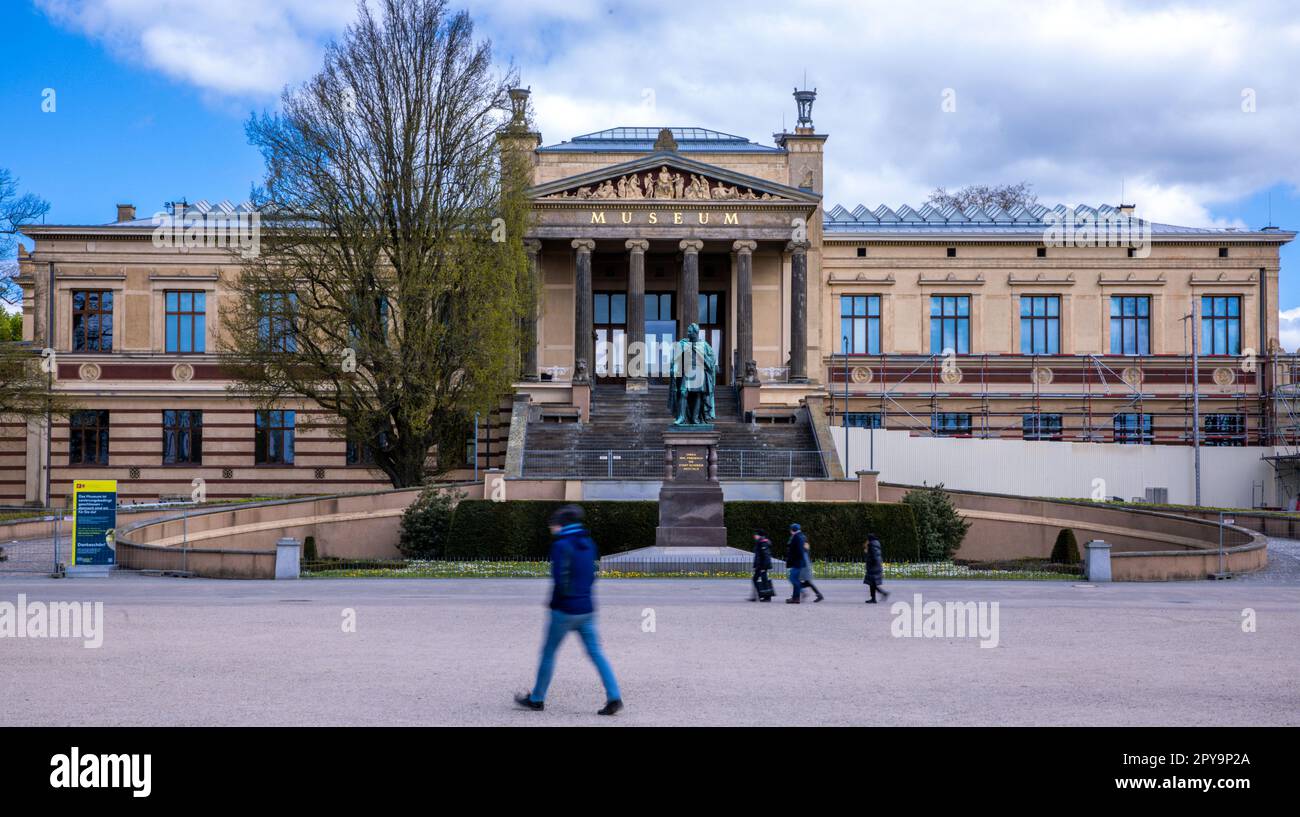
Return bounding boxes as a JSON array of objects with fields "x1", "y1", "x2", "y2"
[
  {"x1": 571, "y1": 239, "x2": 595, "y2": 383},
  {"x1": 679, "y1": 239, "x2": 703, "y2": 329},
  {"x1": 522, "y1": 239, "x2": 542, "y2": 381},
  {"x1": 787, "y1": 240, "x2": 810, "y2": 382},
  {"x1": 625, "y1": 239, "x2": 649, "y2": 391},
  {"x1": 733, "y1": 240, "x2": 757, "y2": 383}
]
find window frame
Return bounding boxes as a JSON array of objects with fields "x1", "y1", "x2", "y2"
[
  {"x1": 1113, "y1": 412, "x2": 1154, "y2": 445},
  {"x1": 1019, "y1": 295, "x2": 1061, "y2": 355},
  {"x1": 1109, "y1": 295, "x2": 1151, "y2": 355},
  {"x1": 255, "y1": 410, "x2": 296, "y2": 466},
  {"x1": 71, "y1": 290, "x2": 114, "y2": 353},
  {"x1": 1200, "y1": 295, "x2": 1241, "y2": 356},
  {"x1": 929, "y1": 295, "x2": 971, "y2": 355},
  {"x1": 162, "y1": 409, "x2": 203, "y2": 465},
  {"x1": 257, "y1": 292, "x2": 298, "y2": 353},
  {"x1": 840, "y1": 294, "x2": 882, "y2": 355},
  {"x1": 68, "y1": 410, "x2": 110, "y2": 466},
  {"x1": 1022, "y1": 413, "x2": 1063, "y2": 441},
  {"x1": 164, "y1": 290, "x2": 207, "y2": 354}
]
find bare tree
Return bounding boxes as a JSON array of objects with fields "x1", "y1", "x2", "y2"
[
  {"x1": 0, "y1": 168, "x2": 49, "y2": 306},
  {"x1": 221, "y1": 0, "x2": 533, "y2": 488},
  {"x1": 928, "y1": 182, "x2": 1039, "y2": 213}
]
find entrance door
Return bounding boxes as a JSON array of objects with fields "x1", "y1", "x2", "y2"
[
  {"x1": 593, "y1": 291, "x2": 626, "y2": 381},
  {"x1": 699, "y1": 291, "x2": 726, "y2": 383},
  {"x1": 645, "y1": 291, "x2": 675, "y2": 380}
]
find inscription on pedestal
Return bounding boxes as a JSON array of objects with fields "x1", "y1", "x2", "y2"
[{"x1": 655, "y1": 431, "x2": 727, "y2": 548}]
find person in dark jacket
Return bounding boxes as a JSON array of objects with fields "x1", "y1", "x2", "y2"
[
  {"x1": 515, "y1": 505, "x2": 623, "y2": 715},
  {"x1": 749, "y1": 530, "x2": 774, "y2": 602},
  {"x1": 784, "y1": 523, "x2": 823, "y2": 603},
  {"x1": 863, "y1": 532, "x2": 889, "y2": 603}
]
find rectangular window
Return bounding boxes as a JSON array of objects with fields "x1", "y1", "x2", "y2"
[
  {"x1": 840, "y1": 295, "x2": 881, "y2": 355},
  {"x1": 345, "y1": 424, "x2": 387, "y2": 466},
  {"x1": 1109, "y1": 296, "x2": 1151, "y2": 355},
  {"x1": 71, "y1": 290, "x2": 114, "y2": 352},
  {"x1": 843, "y1": 412, "x2": 883, "y2": 428},
  {"x1": 1113, "y1": 413, "x2": 1153, "y2": 445},
  {"x1": 165, "y1": 291, "x2": 206, "y2": 353},
  {"x1": 1201, "y1": 295, "x2": 1241, "y2": 356},
  {"x1": 930, "y1": 295, "x2": 970, "y2": 355},
  {"x1": 697, "y1": 293, "x2": 720, "y2": 326},
  {"x1": 68, "y1": 410, "x2": 110, "y2": 465},
  {"x1": 162, "y1": 410, "x2": 203, "y2": 464},
  {"x1": 258, "y1": 292, "x2": 297, "y2": 352},
  {"x1": 1019, "y1": 296, "x2": 1060, "y2": 354},
  {"x1": 930, "y1": 412, "x2": 971, "y2": 437},
  {"x1": 1023, "y1": 413, "x2": 1063, "y2": 441},
  {"x1": 1204, "y1": 413, "x2": 1246, "y2": 447},
  {"x1": 255, "y1": 410, "x2": 296, "y2": 465}
]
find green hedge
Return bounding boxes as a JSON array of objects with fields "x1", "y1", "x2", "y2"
[
  {"x1": 444, "y1": 500, "x2": 658, "y2": 560},
  {"x1": 723, "y1": 502, "x2": 921, "y2": 562},
  {"x1": 443, "y1": 499, "x2": 921, "y2": 562}
]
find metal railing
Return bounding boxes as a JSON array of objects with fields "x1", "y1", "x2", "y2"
[{"x1": 520, "y1": 448, "x2": 826, "y2": 479}]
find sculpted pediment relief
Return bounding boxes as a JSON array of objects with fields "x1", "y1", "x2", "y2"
[{"x1": 543, "y1": 165, "x2": 787, "y2": 202}]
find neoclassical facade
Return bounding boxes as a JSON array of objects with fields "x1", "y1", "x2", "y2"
[{"x1": 5, "y1": 88, "x2": 1296, "y2": 505}]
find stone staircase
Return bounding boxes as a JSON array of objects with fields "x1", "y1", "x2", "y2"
[{"x1": 520, "y1": 383, "x2": 826, "y2": 479}]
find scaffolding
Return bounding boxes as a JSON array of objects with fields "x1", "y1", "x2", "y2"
[{"x1": 825, "y1": 352, "x2": 1299, "y2": 447}]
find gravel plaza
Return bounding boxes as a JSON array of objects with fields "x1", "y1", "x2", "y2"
[{"x1": 2, "y1": 569, "x2": 1297, "y2": 727}]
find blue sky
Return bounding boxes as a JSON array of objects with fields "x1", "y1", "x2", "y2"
[{"x1": 2, "y1": 0, "x2": 1298, "y2": 334}]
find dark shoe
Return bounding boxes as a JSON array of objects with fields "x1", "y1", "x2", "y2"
[
  {"x1": 748, "y1": 597, "x2": 757, "y2": 602},
  {"x1": 786, "y1": 598, "x2": 800, "y2": 604},
  {"x1": 879, "y1": 589, "x2": 890, "y2": 599},
  {"x1": 814, "y1": 594, "x2": 825, "y2": 603},
  {"x1": 759, "y1": 597, "x2": 772, "y2": 602},
  {"x1": 598, "y1": 699, "x2": 623, "y2": 716},
  {"x1": 865, "y1": 598, "x2": 878, "y2": 604},
  {"x1": 514, "y1": 693, "x2": 543, "y2": 711}
]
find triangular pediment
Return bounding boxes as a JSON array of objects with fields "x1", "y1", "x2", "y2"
[{"x1": 528, "y1": 152, "x2": 819, "y2": 205}]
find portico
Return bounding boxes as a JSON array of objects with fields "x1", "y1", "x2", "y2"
[{"x1": 517, "y1": 141, "x2": 823, "y2": 407}]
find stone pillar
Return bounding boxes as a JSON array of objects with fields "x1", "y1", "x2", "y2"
[
  {"x1": 679, "y1": 239, "x2": 703, "y2": 329},
  {"x1": 571, "y1": 239, "x2": 595, "y2": 383},
  {"x1": 522, "y1": 239, "x2": 542, "y2": 381},
  {"x1": 625, "y1": 239, "x2": 649, "y2": 390},
  {"x1": 787, "y1": 240, "x2": 810, "y2": 382},
  {"x1": 857, "y1": 469, "x2": 880, "y2": 503},
  {"x1": 1085, "y1": 539, "x2": 1113, "y2": 582},
  {"x1": 733, "y1": 240, "x2": 757, "y2": 383}
]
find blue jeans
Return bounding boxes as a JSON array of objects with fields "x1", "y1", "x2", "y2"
[
  {"x1": 787, "y1": 567, "x2": 803, "y2": 599},
  {"x1": 530, "y1": 610, "x2": 621, "y2": 703}
]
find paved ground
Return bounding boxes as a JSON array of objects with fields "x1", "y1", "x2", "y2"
[{"x1": 1, "y1": 572, "x2": 1297, "y2": 726}]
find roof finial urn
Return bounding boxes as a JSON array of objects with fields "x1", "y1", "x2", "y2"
[
  {"x1": 507, "y1": 86, "x2": 531, "y2": 127},
  {"x1": 793, "y1": 87, "x2": 817, "y2": 132}
]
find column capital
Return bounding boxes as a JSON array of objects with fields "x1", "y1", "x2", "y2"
[
  {"x1": 679, "y1": 239, "x2": 704, "y2": 255},
  {"x1": 523, "y1": 238, "x2": 543, "y2": 255},
  {"x1": 785, "y1": 239, "x2": 811, "y2": 255},
  {"x1": 571, "y1": 238, "x2": 596, "y2": 254},
  {"x1": 625, "y1": 238, "x2": 650, "y2": 253},
  {"x1": 732, "y1": 239, "x2": 758, "y2": 255}
]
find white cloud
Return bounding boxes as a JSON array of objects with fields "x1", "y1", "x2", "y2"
[
  {"x1": 39, "y1": 0, "x2": 1300, "y2": 228},
  {"x1": 1279, "y1": 307, "x2": 1300, "y2": 353}
]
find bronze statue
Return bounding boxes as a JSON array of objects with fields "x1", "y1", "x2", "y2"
[{"x1": 668, "y1": 322, "x2": 716, "y2": 426}]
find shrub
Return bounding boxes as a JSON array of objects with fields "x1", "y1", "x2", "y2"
[
  {"x1": 1050, "y1": 528, "x2": 1081, "y2": 564},
  {"x1": 903, "y1": 484, "x2": 971, "y2": 561},
  {"x1": 723, "y1": 502, "x2": 921, "y2": 562},
  {"x1": 398, "y1": 487, "x2": 460, "y2": 558},
  {"x1": 303, "y1": 535, "x2": 318, "y2": 561},
  {"x1": 445, "y1": 500, "x2": 658, "y2": 559}
]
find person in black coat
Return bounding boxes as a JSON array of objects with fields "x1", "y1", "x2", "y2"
[
  {"x1": 749, "y1": 530, "x2": 774, "y2": 602},
  {"x1": 863, "y1": 531, "x2": 890, "y2": 603},
  {"x1": 784, "y1": 523, "x2": 824, "y2": 603}
]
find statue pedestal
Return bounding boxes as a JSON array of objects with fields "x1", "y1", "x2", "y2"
[{"x1": 655, "y1": 430, "x2": 726, "y2": 548}]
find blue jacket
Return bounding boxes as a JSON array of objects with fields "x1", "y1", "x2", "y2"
[
  {"x1": 549, "y1": 523, "x2": 598, "y2": 614},
  {"x1": 786, "y1": 531, "x2": 808, "y2": 568}
]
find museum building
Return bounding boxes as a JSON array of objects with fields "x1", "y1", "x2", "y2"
[{"x1": 5, "y1": 88, "x2": 1296, "y2": 504}]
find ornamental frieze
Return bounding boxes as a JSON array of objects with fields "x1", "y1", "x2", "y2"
[{"x1": 544, "y1": 165, "x2": 783, "y2": 202}]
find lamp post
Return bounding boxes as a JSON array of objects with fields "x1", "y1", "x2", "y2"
[{"x1": 843, "y1": 335, "x2": 850, "y2": 476}]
